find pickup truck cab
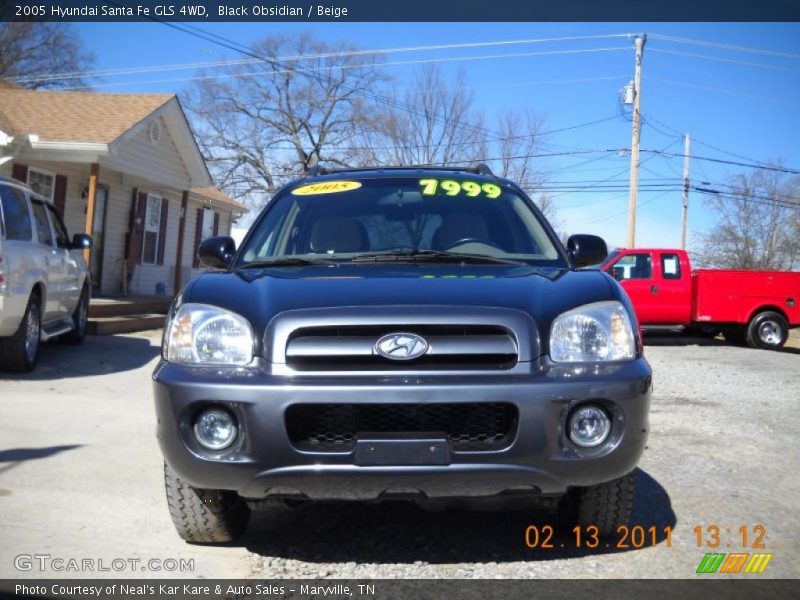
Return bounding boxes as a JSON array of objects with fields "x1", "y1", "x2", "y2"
[
  {"x1": 154, "y1": 166, "x2": 651, "y2": 544},
  {"x1": 0, "y1": 176, "x2": 93, "y2": 371},
  {"x1": 601, "y1": 248, "x2": 800, "y2": 349}
]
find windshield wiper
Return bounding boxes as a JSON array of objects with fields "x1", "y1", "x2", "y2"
[
  {"x1": 237, "y1": 257, "x2": 336, "y2": 268},
  {"x1": 349, "y1": 249, "x2": 525, "y2": 266}
]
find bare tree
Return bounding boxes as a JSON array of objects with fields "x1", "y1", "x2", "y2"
[
  {"x1": 183, "y1": 33, "x2": 387, "y2": 209},
  {"x1": 494, "y1": 107, "x2": 545, "y2": 186},
  {"x1": 491, "y1": 108, "x2": 564, "y2": 234},
  {"x1": 693, "y1": 168, "x2": 800, "y2": 270},
  {"x1": 370, "y1": 65, "x2": 487, "y2": 166},
  {"x1": 0, "y1": 23, "x2": 94, "y2": 89}
]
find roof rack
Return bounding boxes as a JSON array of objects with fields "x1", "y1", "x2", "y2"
[{"x1": 302, "y1": 163, "x2": 495, "y2": 178}]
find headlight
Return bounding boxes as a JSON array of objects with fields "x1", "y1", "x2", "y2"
[
  {"x1": 164, "y1": 303, "x2": 254, "y2": 365},
  {"x1": 550, "y1": 301, "x2": 635, "y2": 363}
]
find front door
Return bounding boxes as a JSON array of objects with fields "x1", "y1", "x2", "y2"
[
  {"x1": 89, "y1": 186, "x2": 108, "y2": 294},
  {"x1": 607, "y1": 251, "x2": 661, "y2": 325}
]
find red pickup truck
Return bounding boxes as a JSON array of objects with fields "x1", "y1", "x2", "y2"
[{"x1": 599, "y1": 248, "x2": 800, "y2": 350}]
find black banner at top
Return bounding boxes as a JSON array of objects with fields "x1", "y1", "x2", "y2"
[{"x1": 1, "y1": 0, "x2": 800, "y2": 22}]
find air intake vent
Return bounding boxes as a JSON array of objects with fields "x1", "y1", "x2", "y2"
[{"x1": 286, "y1": 402, "x2": 518, "y2": 452}]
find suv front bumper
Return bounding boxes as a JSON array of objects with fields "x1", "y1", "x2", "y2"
[{"x1": 153, "y1": 358, "x2": 651, "y2": 500}]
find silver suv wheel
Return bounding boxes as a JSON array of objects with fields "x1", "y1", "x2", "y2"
[{"x1": 24, "y1": 303, "x2": 40, "y2": 363}]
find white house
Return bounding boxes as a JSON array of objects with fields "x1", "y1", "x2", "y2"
[{"x1": 0, "y1": 85, "x2": 245, "y2": 297}]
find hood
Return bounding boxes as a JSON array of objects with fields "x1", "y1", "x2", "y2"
[{"x1": 183, "y1": 263, "x2": 618, "y2": 343}]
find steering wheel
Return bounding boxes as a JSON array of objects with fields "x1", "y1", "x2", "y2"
[{"x1": 444, "y1": 237, "x2": 504, "y2": 251}]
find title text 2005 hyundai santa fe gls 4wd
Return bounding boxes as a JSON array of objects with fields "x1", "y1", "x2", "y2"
[{"x1": 153, "y1": 166, "x2": 651, "y2": 543}]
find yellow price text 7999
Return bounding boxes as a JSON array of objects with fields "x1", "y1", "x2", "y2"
[{"x1": 419, "y1": 178, "x2": 502, "y2": 199}]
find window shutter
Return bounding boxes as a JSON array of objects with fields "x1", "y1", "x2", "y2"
[
  {"x1": 156, "y1": 198, "x2": 169, "y2": 265},
  {"x1": 54, "y1": 174, "x2": 68, "y2": 218},
  {"x1": 192, "y1": 207, "x2": 204, "y2": 268},
  {"x1": 11, "y1": 163, "x2": 28, "y2": 183},
  {"x1": 213, "y1": 211, "x2": 220, "y2": 236},
  {"x1": 125, "y1": 190, "x2": 147, "y2": 267}
]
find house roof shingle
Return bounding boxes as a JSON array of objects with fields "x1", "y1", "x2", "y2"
[
  {"x1": 190, "y1": 186, "x2": 247, "y2": 212},
  {"x1": 0, "y1": 89, "x2": 174, "y2": 143}
]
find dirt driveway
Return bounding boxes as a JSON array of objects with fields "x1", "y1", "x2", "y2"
[{"x1": 1, "y1": 331, "x2": 798, "y2": 579}]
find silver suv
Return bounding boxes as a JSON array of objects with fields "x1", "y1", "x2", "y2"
[{"x1": 0, "y1": 176, "x2": 92, "y2": 371}]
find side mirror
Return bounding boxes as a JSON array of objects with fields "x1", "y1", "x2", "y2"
[
  {"x1": 71, "y1": 233, "x2": 93, "y2": 250},
  {"x1": 199, "y1": 236, "x2": 236, "y2": 269},
  {"x1": 567, "y1": 234, "x2": 607, "y2": 267},
  {"x1": 612, "y1": 266, "x2": 625, "y2": 281}
]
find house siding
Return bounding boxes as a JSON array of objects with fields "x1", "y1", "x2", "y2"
[{"x1": 104, "y1": 116, "x2": 192, "y2": 191}]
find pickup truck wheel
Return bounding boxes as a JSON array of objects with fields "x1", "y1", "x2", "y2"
[
  {"x1": 163, "y1": 463, "x2": 250, "y2": 543},
  {"x1": 0, "y1": 294, "x2": 41, "y2": 372},
  {"x1": 61, "y1": 288, "x2": 89, "y2": 345},
  {"x1": 747, "y1": 311, "x2": 788, "y2": 350},
  {"x1": 560, "y1": 471, "x2": 635, "y2": 537}
]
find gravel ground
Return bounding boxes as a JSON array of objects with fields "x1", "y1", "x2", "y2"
[{"x1": 1, "y1": 331, "x2": 798, "y2": 579}]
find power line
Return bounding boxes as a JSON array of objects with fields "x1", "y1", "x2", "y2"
[
  {"x1": 692, "y1": 187, "x2": 800, "y2": 210},
  {"x1": 642, "y1": 149, "x2": 800, "y2": 175},
  {"x1": 573, "y1": 190, "x2": 675, "y2": 226},
  {"x1": 143, "y1": 18, "x2": 506, "y2": 142},
  {"x1": 12, "y1": 33, "x2": 637, "y2": 85},
  {"x1": 643, "y1": 113, "x2": 777, "y2": 169},
  {"x1": 199, "y1": 116, "x2": 622, "y2": 154},
  {"x1": 58, "y1": 46, "x2": 632, "y2": 92},
  {"x1": 648, "y1": 34, "x2": 800, "y2": 61},
  {"x1": 649, "y1": 47, "x2": 800, "y2": 74},
  {"x1": 547, "y1": 139, "x2": 682, "y2": 204},
  {"x1": 645, "y1": 76, "x2": 800, "y2": 107}
]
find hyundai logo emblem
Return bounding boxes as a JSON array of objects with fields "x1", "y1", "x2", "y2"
[{"x1": 374, "y1": 332, "x2": 429, "y2": 360}]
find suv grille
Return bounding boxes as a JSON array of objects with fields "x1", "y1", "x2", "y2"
[
  {"x1": 285, "y1": 402, "x2": 517, "y2": 452},
  {"x1": 284, "y1": 325, "x2": 518, "y2": 371}
]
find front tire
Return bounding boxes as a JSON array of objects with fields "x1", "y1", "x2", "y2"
[
  {"x1": 61, "y1": 287, "x2": 89, "y2": 345},
  {"x1": 164, "y1": 463, "x2": 250, "y2": 543},
  {"x1": 560, "y1": 471, "x2": 636, "y2": 537},
  {"x1": 746, "y1": 311, "x2": 788, "y2": 350},
  {"x1": 0, "y1": 294, "x2": 41, "y2": 372}
]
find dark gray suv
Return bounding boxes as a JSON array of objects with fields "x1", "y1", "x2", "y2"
[{"x1": 154, "y1": 166, "x2": 651, "y2": 543}]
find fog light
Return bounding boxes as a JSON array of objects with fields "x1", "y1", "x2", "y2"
[
  {"x1": 568, "y1": 404, "x2": 611, "y2": 448},
  {"x1": 193, "y1": 408, "x2": 237, "y2": 451}
]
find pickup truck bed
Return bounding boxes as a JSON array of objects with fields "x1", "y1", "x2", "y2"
[{"x1": 693, "y1": 269, "x2": 800, "y2": 325}]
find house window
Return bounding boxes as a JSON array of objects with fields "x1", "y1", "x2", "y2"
[
  {"x1": 142, "y1": 194, "x2": 162, "y2": 265},
  {"x1": 27, "y1": 167, "x2": 55, "y2": 202}
]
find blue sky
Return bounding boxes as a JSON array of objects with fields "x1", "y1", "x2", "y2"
[{"x1": 74, "y1": 21, "x2": 800, "y2": 249}]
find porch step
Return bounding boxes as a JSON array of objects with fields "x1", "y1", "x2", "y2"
[
  {"x1": 89, "y1": 297, "x2": 172, "y2": 318},
  {"x1": 87, "y1": 313, "x2": 166, "y2": 336}
]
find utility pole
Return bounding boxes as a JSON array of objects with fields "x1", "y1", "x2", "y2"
[
  {"x1": 680, "y1": 133, "x2": 691, "y2": 249},
  {"x1": 625, "y1": 34, "x2": 646, "y2": 248}
]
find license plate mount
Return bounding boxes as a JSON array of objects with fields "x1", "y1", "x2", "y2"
[{"x1": 354, "y1": 432, "x2": 451, "y2": 466}]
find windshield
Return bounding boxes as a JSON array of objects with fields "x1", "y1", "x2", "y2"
[{"x1": 237, "y1": 176, "x2": 565, "y2": 267}]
